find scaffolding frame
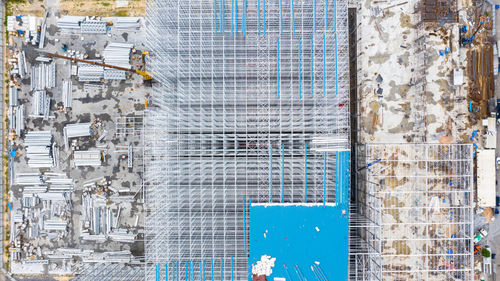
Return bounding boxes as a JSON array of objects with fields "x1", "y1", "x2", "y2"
[
  {"x1": 354, "y1": 143, "x2": 474, "y2": 281},
  {"x1": 144, "y1": 0, "x2": 350, "y2": 280}
]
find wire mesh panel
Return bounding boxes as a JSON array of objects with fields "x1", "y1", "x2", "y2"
[{"x1": 144, "y1": 0, "x2": 350, "y2": 280}]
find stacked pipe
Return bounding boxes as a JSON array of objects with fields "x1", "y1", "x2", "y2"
[
  {"x1": 62, "y1": 81, "x2": 72, "y2": 108},
  {"x1": 63, "y1": 123, "x2": 92, "y2": 151},
  {"x1": 77, "y1": 62, "x2": 104, "y2": 82},
  {"x1": 57, "y1": 16, "x2": 84, "y2": 30},
  {"x1": 102, "y1": 43, "x2": 133, "y2": 69},
  {"x1": 17, "y1": 51, "x2": 27, "y2": 79},
  {"x1": 30, "y1": 62, "x2": 56, "y2": 90},
  {"x1": 114, "y1": 18, "x2": 141, "y2": 29},
  {"x1": 9, "y1": 87, "x2": 18, "y2": 107},
  {"x1": 31, "y1": 90, "x2": 50, "y2": 120},
  {"x1": 24, "y1": 131, "x2": 54, "y2": 168},
  {"x1": 16, "y1": 105, "x2": 25, "y2": 136},
  {"x1": 73, "y1": 150, "x2": 102, "y2": 167},
  {"x1": 80, "y1": 20, "x2": 107, "y2": 34}
]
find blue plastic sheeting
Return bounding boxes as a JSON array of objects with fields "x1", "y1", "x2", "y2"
[
  {"x1": 249, "y1": 204, "x2": 349, "y2": 281},
  {"x1": 335, "y1": 151, "x2": 349, "y2": 207}
]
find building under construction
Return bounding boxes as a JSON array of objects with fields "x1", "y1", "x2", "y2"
[
  {"x1": 144, "y1": 0, "x2": 350, "y2": 280},
  {"x1": 352, "y1": 144, "x2": 474, "y2": 281}
]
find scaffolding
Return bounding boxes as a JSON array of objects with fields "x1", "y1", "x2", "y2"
[
  {"x1": 353, "y1": 143, "x2": 474, "y2": 281},
  {"x1": 144, "y1": 0, "x2": 350, "y2": 280}
]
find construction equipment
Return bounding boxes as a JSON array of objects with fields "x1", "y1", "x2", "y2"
[
  {"x1": 40, "y1": 51, "x2": 152, "y2": 81},
  {"x1": 461, "y1": 22, "x2": 484, "y2": 46}
]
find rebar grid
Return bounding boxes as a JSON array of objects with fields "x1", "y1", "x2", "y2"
[
  {"x1": 144, "y1": 0, "x2": 350, "y2": 280},
  {"x1": 355, "y1": 143, "x2": 473, "y2": 281}
]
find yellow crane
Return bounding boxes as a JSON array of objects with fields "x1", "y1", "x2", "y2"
[{"x1": 43, "y1": 51, "x2": 153, "y2": 81}]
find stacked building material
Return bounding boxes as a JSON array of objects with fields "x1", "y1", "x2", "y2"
[
  {"x1": 17, "y1": 51, "x2": 27, "y2": 79},
  {"x1": 108, "y1": 229, "x2": 136, "y2": 243},
  {"x1": 24, "y1": 131, "x2": 54, "y2": 168},
  {"x1": 38, "y1": 22, "x2": 46, "y2": 49},
  {"x1": 63, "y1": 123, "x2": 92, "y2": 150},
  {"x1": 9, "y1": 87, "x2": 18, "y2": 107},
  {"x1": 15, "y1": 105, "x2": 25, "y2": 136},
  {"x1": 114, "y1": 17, "x2": 141, "y2": 29},
  {"x1": 77, "y1": 62, "x2": 104, "y2": 82},
  {"x1": 80, "y1": 20, "x2": 107, "y2": 34},
  {"x1": 102, "y1": 43, "x2": 133, "y2": 68},
  {"x1": 103, "y1": 69, "x2": 126, "y2": 80},
  {"x1": 62, "y1": 81, "x2": 72, "y2": 108},
  {"x1": 31, "y1": 90, "x2": 50, "y2": 120},
  {"x1": 30, "y1": 63, "x2": 56, "y2": 90},
  {"x1": 57, "y1": 16, "x2": 84, "y2": 30},
  {"x1": 74, "y1": 150, "x2": 102, "y2": 167},
  {"x1": 44, "y1": 220, "x2": 67, "y2": 231},
  {"x1": 15, "y1": 173, "x2": 43, "y2": 185}
]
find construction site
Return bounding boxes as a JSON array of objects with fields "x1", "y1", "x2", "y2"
[{"x1": 0, "y1": 0, "x2": 498, "y2": 280}]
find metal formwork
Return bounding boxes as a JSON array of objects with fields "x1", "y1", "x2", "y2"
[{"x1": 144, "y1": 0, "x2": 350, "y2": 280}]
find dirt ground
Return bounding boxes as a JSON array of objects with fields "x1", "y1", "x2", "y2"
[
  {"x1": 6, "y1": 0, "x2": 45, "y2": 17},
  {"x1": 59, "y1": 0, "x2": 146, "y2": 17}
]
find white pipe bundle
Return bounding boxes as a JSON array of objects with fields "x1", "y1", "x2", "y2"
[
  {"x1": 62, "y1": 80, "x2": 72, "y2": 108},
  {"x1": 57, "y1": 16, "x2": 84, "y2": 30},
  {"x1": 74, "y1": 150, "x2": 102, "y2": 167},
  {"x1": 64, "y1": 123, "x2": 92, "y2": 151},
  {"x1": 114, "y1": 17, "x2": 141, "y2": 29},
  {"x1": 24, "y1": 131, "x2": 54, "y2": 168},
  {"x1": 102, "y1": 42, "x2": 133, "y2": 69}
]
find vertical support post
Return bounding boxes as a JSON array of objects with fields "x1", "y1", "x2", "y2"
[
  {"x1": 305, "y1": 143, "x2": 308, "y2": 202},
  {"x1": 177, "y1": 261, "x2": 179, "y2": 281},
  {"x1": 314, "y1": 0, "x2": 317, "y2": 33},
  {"x1": 214, "y1": 0, "x2": 218, "y2": 32},
  {"x1": 231, "y1": 256, "x2": 234, "y2": 281},
  {"x1": 281, "y1": 143, "x2": 284, "y2": 203},
  {"x1": 243, "y1": 194, "x2": 247, "y2": 255},
  {"x1": 311, "y1": 34, "x2": 314, "y2": 97},
  {"x1": 280, "y1": 0, "x2": 283, "y2": 34},
  {"x1": 221, "y1": 258, "x2": 224, "y2": 281},
  {"x1": 334, "y1": 0, "x2": 338, "y2": 96},
  {"x1": 186, "y1": 261, "x2": 190, "y2": 281},
  {"x1": 299, "y1": 39, "x2": 302, "y2": 99},
  {"x1": 323, "y1": 34, "x2": 326, "y2": 97},
  {"x1": 291, "y1": 0, "x2": 295, "y2": 35},
  {"x1": 263, "y1": 0, "x2": 266, "y2": 36},
  {"x1": 166, "y1": 263, "x2": 169, "y2": 281},
  {"x1": 243, "y1": 0, "x2": 247, "y2": 36},
  {"x1": 234, "y1": 0, "x2": 237, "y2": 33},
  {"x1": 326, "y1": 0, "x2": 329, "y2": 30},
  {"x1": 270, "y1": 145, "x2": 273, "y2": 201},
  {"x1": 277, "y1": 38, "x2": 280, "y2": 99},
  {"x1": 190, "y1": 261, "x2": 193, "y2": 281},
  {"x1": 202, "y1": 260, "x2": 205, "y2": 281},
  {"x1": 221, "y1": 0, "x2": 225, "y2": 35},
  {"x1": 231, "y1": 0, "x2": 234, "y2": 36},
  {"x1": 324, "y1": 152, "x2": 327, "y2": 206},
  {"x1": 258, "y1": 0, "x2": 261, "y2": 34},
  {"x1": 211, "y1": 259, "x2": 214, "y2": 281}
]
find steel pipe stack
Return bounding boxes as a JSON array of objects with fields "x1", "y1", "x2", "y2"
[
  {"x1": 73, "y1": 150, "x2": 102, "y2": 167},
  {"x1": 62, "y1": 80, "x2": 72, "y2": 108},
  {"x1": 24, "y1": 131, "x2": 54, "y2": 168},
  {"x1": 63, "y1": 123, "x2": 92, "y2": 151}
]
